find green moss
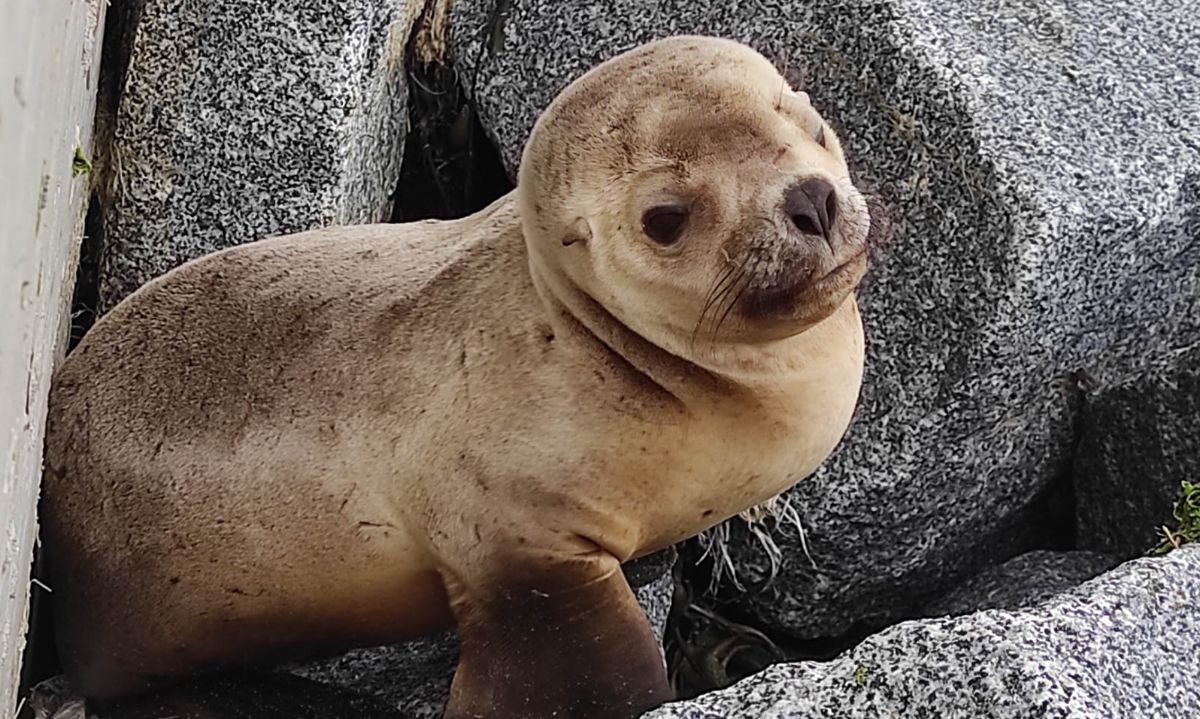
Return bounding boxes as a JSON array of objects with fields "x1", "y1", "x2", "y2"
[
  {"x1": 853, "y1": 664, "x2": 869, "y2": 686},
  {"x1": 1152, "y1": 481, "x2": 1200, "y2": 555},
  {"x1": 72, "y1": 146, "x2": 92, "y2": 177}
]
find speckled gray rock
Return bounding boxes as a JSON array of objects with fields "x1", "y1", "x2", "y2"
[
  {"x1": 31, "y1": 672, "x2": 408, "y2": 719},
  {"x1": 288, "y1": 556, "x2": 675, "y2": 716},
  {"x1": 645, "y1": 546, "x2": 1200, "y2": 719},
  {"x1": 449, "y1": 0, "x2": 1200, "y2": 637},
  {"x1": 1075, "y1": 342, "x2": 1200, "y2": 558},
  {"x1": 635, "y1": 565, "x2": 677, "y2": 645},
  {"x1": 922, "y1": 550, "x2": 1120, "y2": 617},
  {"x1": 100, "y1": 0, "x2": 415, "y2": 310},
  {"x1": 287, "y1": 632, "x2": 457, "y2": 719}
]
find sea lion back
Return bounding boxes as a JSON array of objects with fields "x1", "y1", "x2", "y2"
[{"x1": 41, "y1": 196, "x2": 523, "y2": 696}]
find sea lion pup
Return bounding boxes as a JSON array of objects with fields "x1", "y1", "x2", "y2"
[{"x1": 42, "y1": 35, "x2": 870, "y2": 719}]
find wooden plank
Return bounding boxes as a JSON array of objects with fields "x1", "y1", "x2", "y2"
[{"x1": 0, "y1": 1, "x2": 107, "y2": 714}]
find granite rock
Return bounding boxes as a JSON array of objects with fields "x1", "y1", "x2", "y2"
[
  {"x1": 921, "y1": 550, "x2": 1120, "y2": 617},
  {"x1": 645, "y1": 545, "x2": 1200, "y2": 719},
  {"x1": 287, "y1": 632, "x2": 457, "y2": 719},
  {"x1": 31, "y1": 672, "x2": 407, "y2": 719},
  {"x1": 99, "y1": 0, "x2": 416, "y2": 310},
  {"x1": 1075, "y1": 342, "x2": 1200, "y2": 558},
  {"x1": 636, "y1": 564, "x2": 678, "y2": 647},
  {"x1": 448, "y1": 0, "x2": 1200, "y2": 636}
]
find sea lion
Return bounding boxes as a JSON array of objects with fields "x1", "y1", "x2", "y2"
[{"x1": 41, "y1": 35, "x2": 871, "y2": 719}]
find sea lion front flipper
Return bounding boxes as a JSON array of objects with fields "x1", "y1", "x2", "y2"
[{"x1": 443, "y1": 553, "x2": 673, "y2": 719}]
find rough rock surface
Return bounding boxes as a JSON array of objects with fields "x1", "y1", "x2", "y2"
[
  {"x1": 100, "y1": 0, "x2": 416, "y2": 310},
  {"x1": 921, "y1": 550, "x2": 1120, "y2": 617},
  {"x1": 1075, "y1": 342, "x2": 1200, "y2": 558},
  {"x1": 289, "y1": 555, "x2": 676, "y2": 716},
  {"x1": 31, "y1": 672, "x2": 407, "y2": 719},
  {"x1": 288, "y1": 632, "x2": 457, "y2": 719},
  {"x1": 449, "y1": 0, "x2": 1200, "y2": 637},
  {"x1": 645, "y1": 546, "x2": 1200, "y2": 719}
]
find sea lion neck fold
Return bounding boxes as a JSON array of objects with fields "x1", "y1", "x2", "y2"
[{"x1": 524, "y1": 241, "x2": 735, "y2": 406}]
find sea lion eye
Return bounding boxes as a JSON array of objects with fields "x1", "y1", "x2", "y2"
[
  {"x1": 641, "y1": 205, "x2": 688, "y2": 245},
  {"x1": 814, "y1": 124, "x2": 827, "y2": 148}
]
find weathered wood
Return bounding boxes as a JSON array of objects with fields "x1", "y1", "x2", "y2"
[{"x1": 0, "y1": 0, "x2": 107, "y2": 713}]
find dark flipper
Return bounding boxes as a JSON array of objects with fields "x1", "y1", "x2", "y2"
[{"x1": 444, "y1": 556, "x2": 674, "y2": 719}]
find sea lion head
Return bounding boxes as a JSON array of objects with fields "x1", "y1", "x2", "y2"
[{"x1": 518, "y1": 36, "x2": 872, "y2": 355}]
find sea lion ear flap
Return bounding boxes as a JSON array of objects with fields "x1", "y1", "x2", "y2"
[{"x1": 560, "y1": 216, "x2": 592, "y2": 247}]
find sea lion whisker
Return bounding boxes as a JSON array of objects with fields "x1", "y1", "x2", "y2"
[
  {"x1": 708, "y1": 268, "x2": 753, "y2": 347},
  {"x1": 695, "y1": 266, "x2": 736, "y2": 329},
  {"x1": 702, "y1": 263, "x2": 739, "y2": 310},
  {"x1": 691, "y1": 259, "x2": 746, "y2": 348},
  {"x1": 701, "y1": 255, "x2": 751, "y2": 333}
]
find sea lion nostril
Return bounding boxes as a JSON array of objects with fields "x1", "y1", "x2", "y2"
[
  {"x1": 785, "y1": 178, "x2": 838, "y2": 239},
  {"x1": 790, "y1": 210, "x2": 821, "y2": 237}
]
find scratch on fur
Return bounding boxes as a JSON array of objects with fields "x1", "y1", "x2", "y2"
[
  {"x1": 232, "y1": 398, "x2": 254, "y2": 444},
  {"x1": 459, "y1": 339, "x2": 473, "y2": 412},
  {"x1": 338, "y1": 484, "x2": 357, "y2": 512}
]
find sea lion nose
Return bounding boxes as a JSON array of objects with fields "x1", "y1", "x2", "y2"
[{"x1": 785, "y1": 177, "x2": 838, "y2": 242}]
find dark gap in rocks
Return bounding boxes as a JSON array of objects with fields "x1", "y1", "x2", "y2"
[
  {"x1": 21, "y1": 0, "x2": 146, "y2": 706},
  {"x1": 18, "y1": 542, "x2": 58, "y2": 714},
  {"x1": 96, "y1": 0, "x2": 144, "y2": 119},
  {"x1": 668, "y1": 528, "x2": 957, "y2": 700},
  {"x1": 68, "y1": 193, "x2": 105, "y2": 351},
  {"x1": 666, "y1": 540, "x2": 882, "y2": 700},
  {"x1": 1043, "y1": 371, "x2": 1092, "y2": 552},
  {"x1": 1035, "y1": 460, "x2": 1080, "y2": 552},
  {"x1": 391, "y1": 43, "x2": 512, "y2": 223},
  {"x1": 66, "y1": 0, "x2": 144, "y2": 348}
]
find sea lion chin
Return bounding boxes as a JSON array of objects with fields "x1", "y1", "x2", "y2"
[{"x1": 41, "y1": 35, "x2": 869, "y2": 719}]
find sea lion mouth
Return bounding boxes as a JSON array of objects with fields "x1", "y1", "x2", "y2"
[
  {"x1": 740, "y1": 249, "x2": 868, "y2": 322},
  {"x1": 815, "y1": 249, "x2": 868, "y2": 286}
]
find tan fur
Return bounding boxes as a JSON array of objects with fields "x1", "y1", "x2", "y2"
[{"x1": 41, "y1": 36, "x2": 869, "y2": 718}]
